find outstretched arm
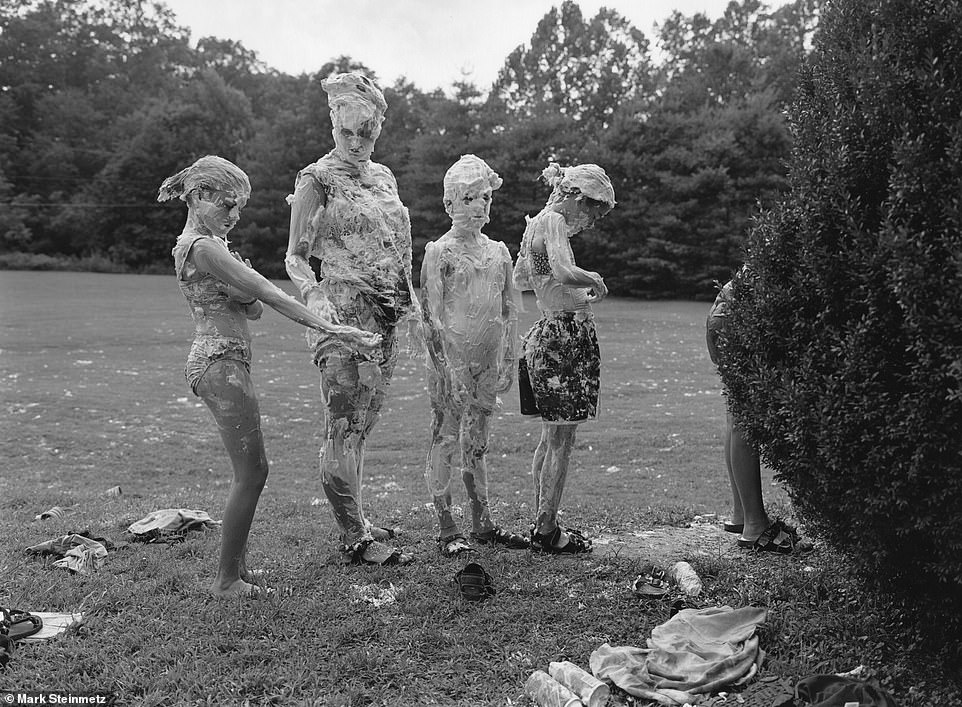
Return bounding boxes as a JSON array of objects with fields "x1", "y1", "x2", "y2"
[{"x1": 191, "y1": 239, "x2": 379, "y2": 350}]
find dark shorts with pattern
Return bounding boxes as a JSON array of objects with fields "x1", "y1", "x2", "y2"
[{"x1": 520, "y1": 310, "x2": 600, "y2": 423}]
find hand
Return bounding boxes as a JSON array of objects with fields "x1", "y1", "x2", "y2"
[
  {"x1": 243, "y1": 300, "x2": 263, "y2": 321},
  {"x1": 586, "y1": 274, "x2": 608, "y2": 303},
  {"x1": 230, "y1": 251, "x2": 253, "y2": 268},
  {"x1": 339, "y1": 326, "x2": 382, "y2": 352}
]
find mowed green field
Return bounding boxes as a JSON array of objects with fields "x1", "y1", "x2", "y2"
[
  {"x1": 0, "y1": 270, "x2": 805, "y2": 705},
  {"x1": 0, "y1": 270, "x2": 781, "y2": 519}
]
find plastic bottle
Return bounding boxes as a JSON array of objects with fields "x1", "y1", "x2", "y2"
[
  {"x1": 548, "y1": 661, "x2": 609, "y2": 707},
  {"x1": 524, "y1": 670, "x2": 585, "y2": 707},
  {"x1": 669, "y1": 560, "x2": 703, "y2": 596},
  {"x1": 35, "y1": 506, "x2": 69, "y2": 521}
]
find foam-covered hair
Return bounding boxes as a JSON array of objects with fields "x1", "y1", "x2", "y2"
[
  {"x1": 443, "y1": 154, "x2": 502, "y2": 203},
  {"x1": 540, "y1": 162, "x2": 616, "y2": 207},
  {"x1": 157, "y1": 155, "x2": 251, "y2": 203},
  {"x1": 322, "y1": 72, "x2": 387, "y2": 118}
]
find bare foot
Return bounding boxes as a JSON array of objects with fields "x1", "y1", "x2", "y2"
[
  {"x1": 209, "y1": 578, "x2": 266, "y2": 598},
  {"x1": 240, "y1": 567, "x2": 267, "y2": 582}
]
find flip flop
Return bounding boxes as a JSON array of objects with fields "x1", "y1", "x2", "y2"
[
  {"x1": 369, "y1": 525, "x2": 401, "y2": 542},
  {"x1": 438, "y1": 535, "x2": 475, "y2": 557},
  {"x1": 453, "y1": 562, "x2": 495, "y2": 602},
  {"x1": 531, "y1": 526, "x2": 592, "y2": 554},
  {"x1": 342, "y1": 539, "x2": 414, "y2": 566},
  {"x1": 470, "y1": 527, "x2": 530, "y2": 549},
  {"x1": 723, "y1": 522, "x2": 744, "y2": 534},
  {"x1": 0, "y1": 634, "x2": 12, "y2": 669},
  {"x1": 631, "y1": 565, "x2": 670, "y2": 598},
  {"x1": 1, "y1": 608, "x2": 43, "y2": 641},
  {"x1": 738, "y1": 519, "x2": 812, "y2": 554}
]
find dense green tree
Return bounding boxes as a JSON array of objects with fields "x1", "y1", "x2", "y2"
[
  {"x1": 657, "y1": 0, "x2": 821, "y2": 107},
  {"x1": 234, "y1": 73, "x2": 335, "y2": 277},
  {"x1": 579, "y1": 0, "x2": 813, "y2": 297},
  {"x1": 0, "y1": 0, "x2": 815, "y2": 296},
  {"x1": 486, "y1": 110, "x2": 587, "y2": 250},
  {"x1": 0, "y1": 168, "x2": 32, "y2": 251},
  {"x1": 0, "y1": 0, "x2": 194, "y2": 261},
  {"x1": 60, "y1": 68, "x2": 254, "y2": 268},
  {"x1": 721, "y1": 0, "x2": 962, "y2": 650},
  {"x1": 397, "y1": 81, "x2": 499, "y2": 265},
  {"x1": 493, "y1": 0, "x2": 652, "y2": 126},
  {"x1": 588, "y1": 88, "x2": 790, "y2": 297}
]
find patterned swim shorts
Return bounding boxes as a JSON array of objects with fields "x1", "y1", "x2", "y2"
[{"x1": 520, "y1": 310, "x2": 600, "y2": 423}]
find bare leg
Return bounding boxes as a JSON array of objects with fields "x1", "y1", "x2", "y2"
[
  {"x1": 196, "y1": 360, "x2": 268, "y2": 598},
  {"x1": 425, "y1": 397, "x2": 463, "y2": 539},
  {"x1": 729, "y1": 413, "x2": 771, "y2": 541},
  {"x1": 724, "y1": 417, "x2": 744, "y2": 526},
  {"x1": 535, "y1": 423, "x2": 578, "y2": 544},
  {"x1": 461, "y1": 405, "x2": 493, "y2": 535},
  {"x1": 531, "y1": 425, "x2": 550, "y2": 517}
]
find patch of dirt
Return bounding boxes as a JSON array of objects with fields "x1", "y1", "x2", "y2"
[{"x1": 594, "y1": 519, "x2": 737, "y2": 565}]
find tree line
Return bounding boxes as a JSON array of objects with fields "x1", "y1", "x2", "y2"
[{"x1": 0, "y1": 0, "x2": 820, "y2": 298}]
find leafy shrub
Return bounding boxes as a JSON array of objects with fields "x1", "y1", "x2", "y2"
[{"x1": 719, "y1": 0, "x2": 962, "y2": 654}]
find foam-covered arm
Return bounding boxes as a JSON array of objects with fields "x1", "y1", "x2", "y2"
[
  {"x1": 191, "y1": 240, "x2": 377, "y2": 350},
  {"x1": 498, "y1": 249, "x2": 520, "y2": 393},
  {"x1": 544, "y1": 213, "x2": 603, "y2": 290},
  {"x1": 285, "y1": 174, "x2": 325, "y2": 300},
  {"x1": 418, "y1": 241, "x2": 448, "y2": 376},
  {"x1": 420, "y1": 241, "x2": 445, "y2": 331}
]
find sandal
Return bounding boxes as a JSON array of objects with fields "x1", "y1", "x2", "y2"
[
  {"x1": 724, "y1": 521, "x2": 744, "y2": 534},
  {"x1": 738, "y1": 519, "x2": 811, "y2": 554},
  {"x1": 438, "y1": 535, "x2": 475, "y2": 557},
  {"x1": 470, "y1": 526, "x2": 530, "y2": 550},
  {"x1": 453, "y1": 562, "x2": 495, "y2": 602},
  {"x1": 369, "y1": 525, "x2": 401, "y2": 542},
  {"x1": 342, "y1": 539, "x2": 414, "y2": 566},
  {"x1": 0, "y1": 608, "x2": 43, "y2": 641},
  {"x1": 0, "y1": 634, "x2": 12, "y2": 669},
  {"x1": 531, "y1": 526, "x2": 592, "y2": 555},
  {"x1": 631, "y1": 565, "x2": 670, "y2": 597}
]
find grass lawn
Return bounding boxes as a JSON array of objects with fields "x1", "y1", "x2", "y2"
[{"x1": 0, "y1": 271, "x2": 957, "y2": 705}]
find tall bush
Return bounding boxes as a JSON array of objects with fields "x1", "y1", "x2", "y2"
[{"x1": 720, "y1": 0, "x2": 962, "y2": 650}]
